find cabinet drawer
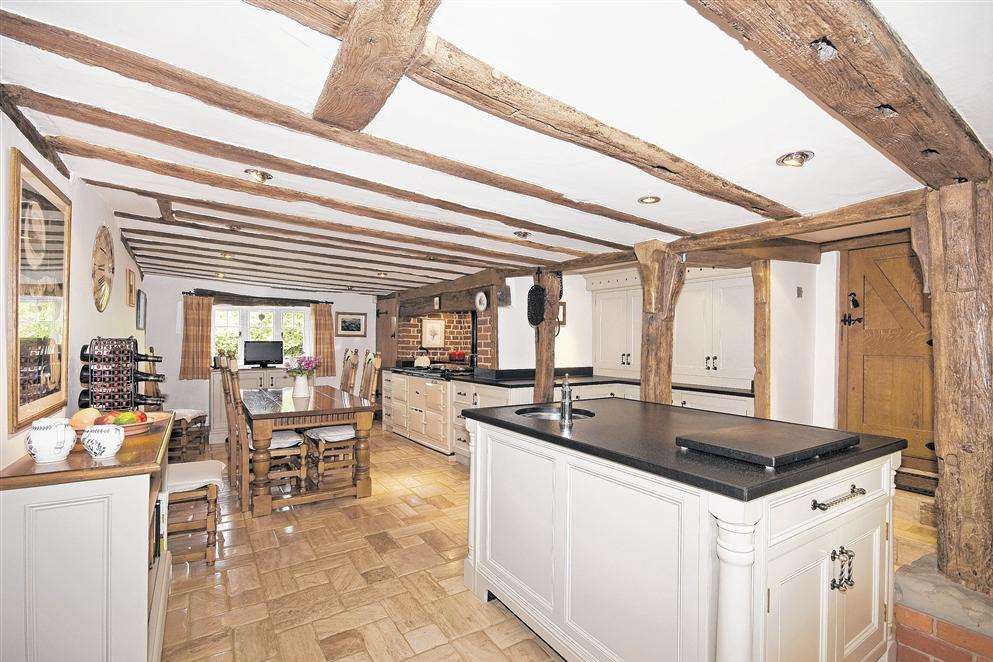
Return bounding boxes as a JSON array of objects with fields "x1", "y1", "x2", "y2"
[
  {"x1": 768, "y1": 463, "x2": 885, "y2": 543},
  {"x1": 424, "y1": 410, "x2": 445, "y2": 443},
  {"x1": 392, "y1": 375, "x2": 408, "y2": 402},
  {"x1": 452, "y1": 404, "x2": 468, "y2": 429},
  {"x1": 452, "y1": 383, "x2": 473, "y2": 404},
  {"x1": 453, "y1": 426, "x2": 470, "y2": 454}
]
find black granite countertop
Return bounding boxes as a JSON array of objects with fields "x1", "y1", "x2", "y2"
[{"x1": 461, "y1": 399, "x2": 906, "y2": 501}]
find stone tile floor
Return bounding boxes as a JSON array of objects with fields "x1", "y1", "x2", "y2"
[
  {"x1": 164, "y1": 424, "x2": 564, "y2": 662},
  {"x1": 165, "y1": 422, "x2": 937, "y2": 661}
]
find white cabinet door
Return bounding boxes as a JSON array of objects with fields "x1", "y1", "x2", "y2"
[
  {"x1": 712, "y1": 276, "x2": 755, "y2": 386},
  {"x1": 407, "y1": 407, "x2": 425, "y2": 435},
  {"x1": 593, "y1": 290, "x2": 630, "y2": 372},
  {"x1": 424, "y1": 410, "x2": 445, "y2": 444},
  {"x1": 673, "y1": 280, "x2": 713, "y2": 382},
  {"x1": 766, "y1": 530, "x2": 837, "y2": 662},
  {"x1": 835, "y1": 503, "x2": 888, "y2": 662},
  {"x1": 625, "y1": 289, "x2": 642, "y2": 373}
]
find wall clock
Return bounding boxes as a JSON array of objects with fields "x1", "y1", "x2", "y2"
[
  {"x1": 91, "y1": 226, "x2": 115, "y2": 312},
  {"x1": 474, "y1": 290, "x2": 488, "y2": 312}
]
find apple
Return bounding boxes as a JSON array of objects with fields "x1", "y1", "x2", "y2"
[
  {"x1": 94, "y1": 413, "x2": 116, "y2": 425},
  {"x1": 114, "y1": 411, "x2": 138, "y2": 425},
  {"x1": 134, "y1": 411, "x2": 148, "y2": 423}
]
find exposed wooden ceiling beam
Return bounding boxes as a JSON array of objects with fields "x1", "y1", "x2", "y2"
[
  {"x1": 688, "y1": 0, "x2": 991, "y2": 187},
  {"x1": 51, "y1": 136, "x2": 578, "y2": 261},
  {"x1": 247, "y1": 0, "x2": 799, "y2": 219},
  {"x1": 156, "y1": 198, "x2": 176, "y2": 222},
  {"x1": 0, "y1": 90, "x2": 69, "y2": 178},
  {"x1": 818, "y1": 229, "x2": 912, "y2": 253},
  {"x1": 141, "y1": 267, "x2": 385, "y2": 295},
  {"x1": 0, "y1": 10, "x2": 686, "y2": 235},
  {"x1": 123, "y1": 235, "x2": 442, "y2": 281},
  {"x1": 133, "y1": 251, "x2": 410, "y2": 289},
  {"x1": 130, "y1": 244, "x2": 429, "y2": 287},
  {"x1": 2, "y1": 85, "x2": 628, "y2": 251},
  {"x1": 313, "y1": 0, "x2": 440, "y2": 129},
  {"x1": 395, "y1": 268, "x2": 512, "y2": 302},
  {"x1": 669, "y1": 189, "x2": 925, "y2": 253},
  {"x1": 113, "y1": 208, "x2": 494, "y2": 271},
  {"x1": 118, "y1": 235, "x2": 144, "y2": 279}
]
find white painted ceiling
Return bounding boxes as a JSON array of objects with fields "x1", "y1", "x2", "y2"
[{"x1": 1, "y1": 0, "x2": 990, "y2": 292}]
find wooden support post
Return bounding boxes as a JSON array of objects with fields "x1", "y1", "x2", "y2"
[
  {"x1": 751, "y1": 261, "x2": 771, "y2": 419},
  {"x1": 921, "y1": 180, "x2": 993, "y2": 595},
  {"x1": 533, "y1": 270, "x2": 562, "y2": 403},
  {"x1": 634, "y1": 240, "x2": 685, "y2": 404}
]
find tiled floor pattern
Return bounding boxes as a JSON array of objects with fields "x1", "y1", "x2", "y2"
[
  {"x1": 164, "y1": 424, "x2": 564, "y2": 662},
  {"x1": 892, "y1": 489, "x2": 938, "y2": 567},
  {"x1": 165, "y1": 423, "x2": 938, "y2": 661}
]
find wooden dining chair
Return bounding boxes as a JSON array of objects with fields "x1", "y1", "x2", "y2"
[
  {"x1": 358, "y1": 350, "x2": 383, "y2": 403},
  {"x1": 218, "y1": 358, "x2": 242, "y2": 491},
  {"x1": 165, "y1": 459, "x2": 224, "y2": 564},
  {"x1": 340, "y1": 348, "x2": 360, "y2": 393},
  {"x1": 227, "y1": 365, "x2": 309, "y2": 510}
]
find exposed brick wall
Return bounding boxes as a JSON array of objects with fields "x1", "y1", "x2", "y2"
[
  {"x1": 895, "y1": 603, "x2": 993, "y2": 661},
  {"x1": 476, "y1": 305, "x2": 496, "y2": 369},
  {"x1": 396, "y1": 312, "x2": 475, "y2": 363}
]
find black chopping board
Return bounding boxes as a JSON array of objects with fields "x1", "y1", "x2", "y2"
[{"x1": 675, "y1": 420, "x2": 860, "y2": 467}]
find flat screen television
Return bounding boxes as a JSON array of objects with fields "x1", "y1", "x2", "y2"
[{"x1": 243, "y1": 341, "x2": 283, "y2": 368}]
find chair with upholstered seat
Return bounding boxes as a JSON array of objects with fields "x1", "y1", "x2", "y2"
[
  {"x1": 165, "y1": 459, "x2": 224, "y2": 564},
  {"x1": 168, "y1": 410, "x2": 208, "y2": 461},
  {"x1": 226, "y1": 364, "x2": 308, "y2": 510}
]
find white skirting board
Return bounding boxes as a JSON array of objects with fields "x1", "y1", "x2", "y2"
[{"x1": 147, "y1": 551, "x2": 172, "y2": 662}]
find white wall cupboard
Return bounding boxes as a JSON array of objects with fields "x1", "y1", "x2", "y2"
[
  {"x1": 673, "y1": 268, "x2": 755, "y2": 390},
  {"x1": 586, "y1": 269, "x2": 643, "y2": 378}
]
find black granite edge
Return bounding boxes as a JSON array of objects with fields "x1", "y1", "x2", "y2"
[
  {"x1": 470, "y1": 366, "x2": 595, "y2": 380},
  {"x1": 461, "y1": 403, "x2": 906, "y2": 501},
  {"x1": 672, "y1": 382, "x2": 754, "y2": 398},
  {"x1": 453, "y1": 374, "x2": 640, "y2": 388}
]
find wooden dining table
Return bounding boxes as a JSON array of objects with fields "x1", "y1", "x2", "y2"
[{"x1": 240, "y1": 385, "x2": 375, "y2": 517}]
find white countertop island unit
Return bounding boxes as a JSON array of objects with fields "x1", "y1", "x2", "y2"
[{"x1": 462, "y1": 399, "x2": 907, "y2": 662}]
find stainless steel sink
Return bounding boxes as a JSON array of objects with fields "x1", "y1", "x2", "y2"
[{"x1": 515, "y1": 406, "x2": 595, "y2": 421}]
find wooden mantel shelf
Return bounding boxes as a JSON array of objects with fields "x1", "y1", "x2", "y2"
[{"x1": 0, "y1": 415, "x2": 173, "y2": 491}]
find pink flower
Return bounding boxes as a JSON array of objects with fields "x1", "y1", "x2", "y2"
[{"x1": 285, "y1": 355, "x2": 320, "y2": 376}]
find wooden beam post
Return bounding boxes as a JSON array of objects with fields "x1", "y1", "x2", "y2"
[
  {"x1": 634, "y1": 240, "x2": 685, "y2": 404},
  {"x1": 751, "y1": 260, "x2": 771, "y2": 418},
  {"x1": 922, "y1": 180, "x2": 993, "y2": 595},
  {"x1": 533, "y1": 270, "x2": 562, "y2": 404}
]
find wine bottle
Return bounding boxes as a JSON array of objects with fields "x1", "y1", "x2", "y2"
[
  {"x1": 134, "y1": 352, "x2": 163, "y2": 363},
  {"x1": 133, "y1": 369, "x2": 165, "y2": 383},
  {"x1": 133, "y1": 393, "x2": 166, "y2": 406}
]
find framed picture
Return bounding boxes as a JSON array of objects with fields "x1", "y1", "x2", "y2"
[
  {"x1": 136, "y1": 289, "x2": 147, "y2": 330},
  {"x1": 421, "y1": 318, "x2": 445, "y2": 348},
  {"x1": 335, "y1": 311, "x2": 367, "y2": 337},
  {"x1": 126, "y1": 268, "x2": 137, "y2": 307},
  {"x1": 7, "y1": 148, "x2": 72, "y2": 431}
]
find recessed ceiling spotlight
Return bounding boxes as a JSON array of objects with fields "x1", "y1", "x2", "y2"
[
  {"x1": 377, "y1": 271, "x2": 388, "y2": 278},
  {"x1": 222, "y1": 252, "x2": 233, "y2": 259},
  {"x1": 513, "y1": 230, "x2": 532, "y2": 239},
  {"x1": 228, "y1": 224, "x2": 243, "y2": 232},
  {"x1": 638, "y1": 195, "x2": 662, "y2": 204},
  {"x1": 776, "y1": 150, "x2": 815, "y2": 167},
  {"x1": 244, "y1": 168, "x2": 273, "y2": 184},
  {"x1": 216, "y1": 272, "x2": 225, "y2": 278}
]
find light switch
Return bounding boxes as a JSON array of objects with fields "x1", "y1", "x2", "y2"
[{"x1": 796, "y1": 286, "x2": 804, "y2": 298}]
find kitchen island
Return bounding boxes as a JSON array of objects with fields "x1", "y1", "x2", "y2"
[{"x1": 461, "y1": 399, "x2": 907, "y2": 662}]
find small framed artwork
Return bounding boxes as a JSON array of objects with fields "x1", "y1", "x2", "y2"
[
  {"x1": 421, "y1": 318, "x2": 445, "y2": 348},
  {"x1": 126, "y1": 268, "x2": 137, "y2": 307},
  {"x1": 136, "y1": 289, "x2": 147, "y2": 330},
  {"x1": 7, "y1": 148, "x2": 72, "y2": 430},
  {"x1": 558, "y1": 302, "x2": 567, "y2": 326},
  {"x1": 336, "y1": 312, "x2": 367, "y2": 337}
]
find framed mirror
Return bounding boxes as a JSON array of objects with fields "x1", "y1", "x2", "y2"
[{"x1": 7, "y1": 148, "x2": 72, "y2": 430}]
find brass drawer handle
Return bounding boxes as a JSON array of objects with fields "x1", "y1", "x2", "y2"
[{"x1": 812, "y1": 484, "x2": 867, "y2": 511}]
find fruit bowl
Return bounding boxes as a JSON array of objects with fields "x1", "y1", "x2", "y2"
[{"x1": 71, "y1": 410, "x2": 171, "y2": 439}]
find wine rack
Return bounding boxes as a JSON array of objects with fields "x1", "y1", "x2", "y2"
[{"x1": 78, "y1": 336, "x2": 166, "y2": 411}]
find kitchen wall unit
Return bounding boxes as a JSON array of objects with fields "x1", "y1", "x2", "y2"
[
  {"x1": 673, "y1": 268, "x2": 755, "y2": 390},
  {"x1": 586, "y1": 269, "x2": 643, "y2": 378}
]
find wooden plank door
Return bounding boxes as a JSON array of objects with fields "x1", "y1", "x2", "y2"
[{"x1": 842, "y1": 243, "x2": 935, "y2": 474}]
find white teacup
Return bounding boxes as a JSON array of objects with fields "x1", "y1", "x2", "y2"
[
  {"x1": 82, "y1": 425, "x2": 125, "y2": 459},
  {"x1": 26, "y1": 418, "x2": 75, "y2": 463}
]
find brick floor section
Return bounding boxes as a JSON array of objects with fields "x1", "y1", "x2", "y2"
[{"x1": 896, "y1": 602, "x2": 993, "y2": 661}]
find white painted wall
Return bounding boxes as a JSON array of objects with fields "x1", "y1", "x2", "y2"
[
  {"x1": 497, "y1": 274, "x2": 592, "y2": 370},
  {"x1": 142, "y1": 274, "x2": 377, "y2": 412},
  {"x1": 1, "y1": 114, "x2": 144, "y2": 467},
  {"x1": 811, "y1": 252, "x2": 840, "y2": 427},
  {"x1": 769, "y1": 261, "x2": 818, "y2": 425}
]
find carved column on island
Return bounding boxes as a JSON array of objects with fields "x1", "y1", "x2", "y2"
[
  {"x1": 709, "y1": 497, "x2": 763, "y2": 662},
  {"x1": 634, "y1": 240, "x2": 685, "y2": 404},
  {"x1": 912, "y1": 179, "x2": 993, "y2": 595},
  {"x1": 533, "y1": 270, "x2": 562, "y2": 404}
]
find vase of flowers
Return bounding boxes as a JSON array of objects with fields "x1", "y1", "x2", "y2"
[{"x1": 286, "y1": 355, "x2": 320, "y2": 397}]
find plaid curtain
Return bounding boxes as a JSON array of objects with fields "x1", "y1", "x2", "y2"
[
  {"x1": 179, "y1": 294, "x2": 213, "y2": 380},
  {"x1": 312, "y1": 303, "x2": 336, "y2": 377}
]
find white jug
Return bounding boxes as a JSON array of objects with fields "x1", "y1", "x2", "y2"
[{"x1": 26, "y1": 418, "x2": 75, "y2": 463}]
